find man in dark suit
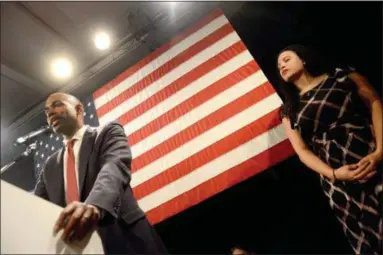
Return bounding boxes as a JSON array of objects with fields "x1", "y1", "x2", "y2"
[{"x1": 34, "y1": 92, "x2": 168, "y2": 254}]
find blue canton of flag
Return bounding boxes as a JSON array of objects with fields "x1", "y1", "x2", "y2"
[{"x1": 33, "y1": 96, "x2": 99, "y2": 180}]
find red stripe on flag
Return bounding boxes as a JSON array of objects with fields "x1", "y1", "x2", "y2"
[
  {"x1": 145, "y1": 138, "x2": 294, "y2": 224},
  {"x1": 133, "y1": 108, "x2": 283, "y2": 200},
  {"x1": 96, "y1": 23, "x2": 235, "y2": 118},
  {"x1": 93, "y1": 9, "x2": 225, "y2": 99},
  {"x1": 117, "y1": 41, "x2": 248, "y2": 130},
  {"x1": 127, "y1": 60, "x2": 260, "y2": 146},
  {"x1": 131, "y1": 82, "x2": 275, "y2": 172}
]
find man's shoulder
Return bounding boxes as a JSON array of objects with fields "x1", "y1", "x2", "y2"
[{"x1": 93, "y1": 121, "x2": 125, "y2": 141}]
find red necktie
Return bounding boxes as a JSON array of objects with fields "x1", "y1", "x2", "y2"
[{"x1": 66, "y1": 139, "x2": 79, "y2": 204}]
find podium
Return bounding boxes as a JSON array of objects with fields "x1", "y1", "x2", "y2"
[{"x1": 1, "y1": 180, "x2": 104, "y2": 254}]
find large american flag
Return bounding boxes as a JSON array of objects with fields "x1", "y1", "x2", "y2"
[{"x1": 34, "y1": 9, "x2": 294, "y2": 224}]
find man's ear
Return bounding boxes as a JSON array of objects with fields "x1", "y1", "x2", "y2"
[{"x1": 76, "y1": 104, "x2": 84, "y2": 116}]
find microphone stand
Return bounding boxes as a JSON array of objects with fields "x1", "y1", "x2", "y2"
[{"x1": 0, "y1": 142, "x2": 37, "y2": 175}]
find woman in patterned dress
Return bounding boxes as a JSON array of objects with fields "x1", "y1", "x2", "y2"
[{"x1": 277, "y1": 45, "x2": 382, "y2": 254}]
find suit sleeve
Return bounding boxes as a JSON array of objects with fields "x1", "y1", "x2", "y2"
[
  {"x1": 33, "y1": 164, "x2": 49, "y2": 201},
  {"x1": 85, "y1": 123, "x2": 132, "y2": 220}
]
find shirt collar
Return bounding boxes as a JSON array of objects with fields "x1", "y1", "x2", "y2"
[{"x1": 64, "y1": 125, "x2": 88, "y2": 146}]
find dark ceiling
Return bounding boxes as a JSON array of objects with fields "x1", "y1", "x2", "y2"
[
  {"x1": 0, "y1": 1, "x2": 244, "y2": 164},
  {"x1": 1, "y1": 2, "x2": 245, "y2": 126}
]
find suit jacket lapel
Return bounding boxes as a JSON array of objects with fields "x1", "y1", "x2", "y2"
[
  {"x1": 49, "y1": 148, "x2": 65, "y2": 207},
  {"x1": 78, "y1": 127, "x2": 97, "y2": 199}
]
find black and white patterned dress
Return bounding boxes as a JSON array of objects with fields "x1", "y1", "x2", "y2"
[{"x1": 281, "y1": 68, "x2": 382, "y2": 254}]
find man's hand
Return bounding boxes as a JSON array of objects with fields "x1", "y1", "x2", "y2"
[{"x1": 54, "y1": 201, "x2": 101, "y2": 243}]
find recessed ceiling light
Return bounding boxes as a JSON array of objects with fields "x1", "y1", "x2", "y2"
[
  {"x1": 52, "y1": 58, "x2": 72, "y2": 78},
  {"x1": 94, "y1": 32, "x2": 110, "y2": 50}
]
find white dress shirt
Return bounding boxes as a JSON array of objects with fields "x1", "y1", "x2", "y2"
[{"x1": 63, "y1": 125, "x2": 88, "y2": 192}]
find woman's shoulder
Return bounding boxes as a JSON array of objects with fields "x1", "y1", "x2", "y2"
[
  {"x1": 324, "y1": 66, "x2": 360, "y2": 93},
  {"x1": 327, "y1": 66, "x2": 356, "y2": 82}
]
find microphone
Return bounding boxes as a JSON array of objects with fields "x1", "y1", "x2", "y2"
[{"x1": 13, "y1": 125, "x2": 52, "y2": 146}]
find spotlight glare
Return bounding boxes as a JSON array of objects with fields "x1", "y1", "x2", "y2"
[
  {"x1": 52, "y1": 58, "x2": 72, "y2": 78},
  {"x1": 94, "y1": 32, "x2": 110, "y2": 50}
]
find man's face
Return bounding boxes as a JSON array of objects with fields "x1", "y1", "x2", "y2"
[{"x1": 44, "y1": 94, "x2": 80, "y2": 135}]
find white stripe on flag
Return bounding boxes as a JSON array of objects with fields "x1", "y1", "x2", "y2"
[
  {"x1": 131, "y1": 93, "x2": 283, "y2": 188},
  {"x1": 123, "y1": 51, "x2": 254, "y2": 136},
  {"x1": 98, "y1": 31, "x2": 241, "y2": 125},
  {"x1": 130, "y1": 69, "x2": 269, "y2": 159},
  {"x1": 137, "y1": 124, "x2": 287, "y2": 212},
  {"x1": 94, "y1": 14, "x2": 229, "y2": 108}
]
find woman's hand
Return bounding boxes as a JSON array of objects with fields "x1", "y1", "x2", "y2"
[
  {"x1": 333, "y1": 161, "x2": 376, "y2": 182},
  {"x1": 355, "y1": 150, "x2": 382, "y2": 183},
  {"x1": 357, "y1": 150, "x2": 382, "y2": 172}
]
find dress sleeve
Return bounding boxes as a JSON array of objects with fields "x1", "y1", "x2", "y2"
[
  {"x1": 279, "y1": 104, "x2": 289, "y2": 121},
  {"x1": 333, "y1": 65, "x2": 356, "y2": 80},
  {"x1": 279, "y1": 103, "x2": 299, "y2": 130},
  {"x1": 279, "y1": 104, "x2": 287, "y2": 121}
]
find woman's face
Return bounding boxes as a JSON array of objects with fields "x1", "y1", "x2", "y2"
[{"x1": 277, "y1": 50, "x2": 305, "y2": 82}]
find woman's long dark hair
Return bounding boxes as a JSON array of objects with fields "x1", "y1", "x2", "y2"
[{"x1": 278, "y1": 45, "x2": 332, "y2": 127}]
